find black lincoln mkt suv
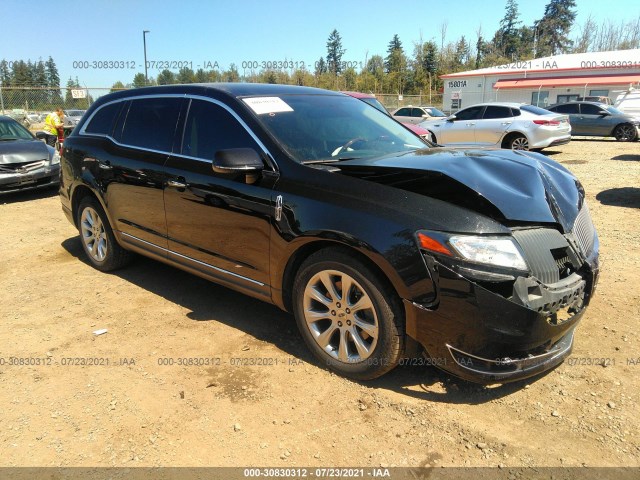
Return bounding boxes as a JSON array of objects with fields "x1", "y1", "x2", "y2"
[{"x1": 59, "y1": 83, "x2": 599, "y2": 383}]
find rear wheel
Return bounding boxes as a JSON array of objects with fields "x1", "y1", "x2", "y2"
[
  {"x1": 292, "y1": 249, "x2": 404, "y2": 380},
  {"x1": 507, "y1": 134, "x2": 529, "y2": 150},
  {"x1": 77, "y1": 197, "x2": 133, "y2": 271},
  {"x1": 613, "y1": 123, "x2": 637, "y2": 142}
]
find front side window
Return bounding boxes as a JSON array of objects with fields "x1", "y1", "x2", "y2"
[
  {"x1": 580, "y1": 103, "x2": 604, "y2": 115},
  {"x1": 549, "y1": 103, "x2": 578, "y2": 114},
  {"x1": 482, "y1": 106, "x2": 513, "y2": 119},
  {"x1": 455, "y1": 106, "x2": 484, "y2": 121},
  {"x1": 121, "y1": 97, "x2": 181, "y2": 152},
  {"x1": 181, "y1": 100, "x2": 259, "y2": 160}
]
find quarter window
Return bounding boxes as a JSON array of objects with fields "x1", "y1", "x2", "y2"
[
  {"x1": 121, "y1": 97, "x2": 182, "y2": 152},
  {"x1": 181, "y1": 100, "x2": 260, "y2": 160},
  {"x1": 84, "y1": 102, "x2": 123, "y2": 136}
]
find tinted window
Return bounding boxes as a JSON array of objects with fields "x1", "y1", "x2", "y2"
[
  {"x1": 482, "y1": 106, "x2": 512, "y2": 119},
  {"x1": 121, "y1": 97, "x2": 181, "y2": 151},
  {"x1": 181, "y1": 100, "x2": 259, "y2": 160},
  {"x1": 510, "y1": 108, "x2": 521, "y2": 117},
  {"x1": 411, "y1": 108, "x2": 425, "y2": 118},
  {"x1": 580, "y1": 103, "x2": 604, "y2": 115},
  {"x1": 84, "y1": 102, "x2": 123, "y2": 135},
  {"x1": 395, "y1": 108, "x2": 411, "y2": 116},
  {"x1": 550, "y1": 104, "x2": 579, "y2": 114},
  {"x1": 455, "y1": 106, "x2": 484, "y2": 121}
]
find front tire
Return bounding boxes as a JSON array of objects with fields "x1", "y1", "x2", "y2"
[
  {"x1": 613, "y1": 123, "x2": 637, "y2": 142},
  {"x1": 292, "y1": 248, "x2": 404, "y2": 380},
  {"x1": 77, "y1": 197, "x2": 133, "y2": 271}
]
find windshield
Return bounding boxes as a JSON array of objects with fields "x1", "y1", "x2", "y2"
[
  {"x1": 0, "y1": 118, "x2": 35, "y2": 140},
  {"x1": 247, "y1": 95, "x2": 425, "y2": 163},
  {"x1": 65, "y1": 110, "x2": 85, "y2": 117},
  {"x1": 605, "y1": 105, "x2": 624, "y2": 115},
  {"x1": 424, "y1": 107, "x2": 446, "y2": 117}
]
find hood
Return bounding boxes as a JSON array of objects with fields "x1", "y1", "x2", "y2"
[
  {"x1": 0, "y1": 139, "x2": 51, "y2": 165},
  {"x1": 335, "y1": 148, "x2": 583, "y2": 232}
]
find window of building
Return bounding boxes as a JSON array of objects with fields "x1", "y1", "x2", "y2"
[
  {"x1": 556, "y1": 94, "x2": 579, "y2": 104},
  {"x1": 589, "y1": 89, "x2": 609, "y2": 97},
  {"x1": 531, "y1": 91, "x2": 550, "y2": 107}
]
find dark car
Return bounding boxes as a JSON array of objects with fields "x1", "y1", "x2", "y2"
[
  {"x1": 59, "y1": 84, "x2": 599, "y2": 384},
  {"x1": 0, "y1": 115, "x2": 61, "y2": 194},
  {"x1": 547, "y1": 101, "x2": 640, "y2": 141}
]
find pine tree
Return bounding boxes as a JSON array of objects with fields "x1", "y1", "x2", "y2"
[
  {"x1": 534, "y1": 0, "x2": 577, "y2": 56},
  {"x1": 326, "y1": 29, "x2": 346, "y2": 75},
  {"x1": 110, "y1": 81, "x2": 126, "y2": 92},
  {"x1": 156, "y1": 69, "x2": 175, "y2": 85},
  {"x1": 45, "y1": 56, "x2": 62, "y2": 106},
  {"x1": 498, "y1": 0, "x2": 522, "y2": 58},
  {"x1": 132, "y1": 73, "x2": 147, "y2": 88},
  {"x1": 315, "y1": 57, "x2": 327, "y2": 75},
  {"x1": 385, "y1": 34, "x2": 405, "y2": 73}
]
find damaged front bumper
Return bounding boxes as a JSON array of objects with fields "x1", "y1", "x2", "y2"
[
  {"x1": 405, "y1": 242, "x2": 598, "y2": 384},
  {"x1": 0, "y1": 162, "x2": 60, "y2": 194}
]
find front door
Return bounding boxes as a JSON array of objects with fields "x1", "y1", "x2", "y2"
[{"x1": 163, "y1": 98, "x2": 277, "y2": 294}]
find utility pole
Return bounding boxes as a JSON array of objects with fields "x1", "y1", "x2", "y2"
[{"x1": 143, "y1": 30, "x2": 150, "y2": 85}]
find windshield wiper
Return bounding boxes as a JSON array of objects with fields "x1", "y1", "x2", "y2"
[
  {"x1": 301, "y1": 157, "x2": 359, "y2": 165},
  {"x1": 0, "y1": 137, "x2": 21, "y2": 141}
]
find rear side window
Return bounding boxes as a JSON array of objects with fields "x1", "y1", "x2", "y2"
[
  {"x1": 181, "y1": 99, "x2": 259, "y2": 160},
  {"x1": 550, "y1": 104, "x2": 579, "y2": 114},
  {"x1": 482, "y1": 106, "x2": 513, "y2": 119},
  {"x1": 394, "y1": 108, "x2": 411, "y2": 116},
  {"x1": 121, "y1": 97, "x2": 182, "y2": 152},
  {"x1": 84, "y1": 102, "x2": 123, "y2": 136}
]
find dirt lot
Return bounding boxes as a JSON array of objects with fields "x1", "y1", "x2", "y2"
[{"x1": 0, "y1": 139, "x2": 639, "y2": 472}]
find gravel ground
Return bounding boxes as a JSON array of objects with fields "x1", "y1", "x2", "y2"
[{"x1": 0, "y1": 138, "x2": 638, "y2": 473}]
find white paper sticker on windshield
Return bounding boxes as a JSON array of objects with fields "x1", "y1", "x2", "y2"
[{"x1": 243, "y1": 97, "x2": 294, "y2": 115}]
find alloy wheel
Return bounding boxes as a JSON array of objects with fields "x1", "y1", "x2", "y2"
[
  {"x1": 302, "y1": 270, "x2": 379, "y2": 363},
  {"x1": 511, "y1": 136, "x2": 529, "y2": 150},
  {"x1": 80, "y1": 207, "x2": 107, "y2": 262}
]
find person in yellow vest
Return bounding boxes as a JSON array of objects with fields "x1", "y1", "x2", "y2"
[{"x1": 44, "y1": 108, "x2": 65, "y2": 147}]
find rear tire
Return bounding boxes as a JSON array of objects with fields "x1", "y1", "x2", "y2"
[
  {"x1": 77, "y1": 197, "x2": 133, "y2": 272},
  {"x1": 506, "y1": 134, "x2": 529, "y2": 150},
  {"x1": 613, "y1": 123, "x2": 637, "y2": 142},
  {"x1": 292, "y1": 248, "x2": 405, "y2": 380}
]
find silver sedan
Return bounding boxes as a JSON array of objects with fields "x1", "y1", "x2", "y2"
[{"x1": 422, "y1": 103, "x2": 571, "y2": 150}]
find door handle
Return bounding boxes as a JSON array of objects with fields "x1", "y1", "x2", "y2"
[
  {"x1": 501, "y1": 122, "x2": 512, "y2": 126},
  {"x1": 166, "y1": 178, "x2": 187, "y2": 189},
  {"x1": 97, "y1": 160, "x2": 112, "y2": 170},
  {"x1": 465, "y1": 123, "x2": 475, "y2": 126}
]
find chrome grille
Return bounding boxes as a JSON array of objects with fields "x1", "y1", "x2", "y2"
[{"x1": 573, "y1": 204, "x2": 596, "y2": 257}]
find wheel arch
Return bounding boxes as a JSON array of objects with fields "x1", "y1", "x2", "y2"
[
  {"x1": 278, "y1": 239, "x2": 408, "y2": 317},
  {"x1": 70, "y1": 183, "x2": 113, "y2": 230},
  {"x1": 501, "y1": 130, "x2": 529, "y2": 149}
]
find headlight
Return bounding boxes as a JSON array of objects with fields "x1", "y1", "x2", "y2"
[
  {"x1": 416, "y1": 231, "x2": 528, "y2": 271},
  {"x1": 449, "y1": 236, "x2": 528, "y2": 270},
  {"x1": 51, "y1": 150, "x2": 60, "y2": 165}
]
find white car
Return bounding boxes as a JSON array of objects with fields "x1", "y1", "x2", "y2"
[
  {"x1": 421, "y1": 103, "x2": 571, "y2": 150},
  {"x1": 392, "y1": 105, "x2": 447, "y2": 124}
]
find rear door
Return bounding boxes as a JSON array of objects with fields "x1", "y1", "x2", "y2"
[
  {"x1": 162, "y1": 98, "x2": 277, "y2": 293},
  {"x1": 579, "y1": 103, "x2": 612, "y2": 136},
  {"x1": 101, "y1": 96, "x2": 183, "y2": 252},
  {"x1": 551, "y1": 104, "x2": 581, "y2": 134},
  {"x1": 474, "y1": 105, "x2": 515, "y2": 146}
]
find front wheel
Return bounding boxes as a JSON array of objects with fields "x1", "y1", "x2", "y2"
[
  {"x1": 613, "y1": 123, "x2": 637, "y2": 142},
  {"x1": 292, "y1": 249, "x2": 404, "y2": 380},
  {"x1": 77, "y1": 197, "x2": 133, "y2": 271}
]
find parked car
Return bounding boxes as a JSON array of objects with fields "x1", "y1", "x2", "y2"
[
  {"x1": 63, "y1": 109, "x2": 86, "y2": 128},
  {"x1": 422, "y1": 102, "x2": 571, "y2": 150},
  {"x1": 391, "y1": 105, "x2": 447, "y2": 124},
  {"x1": 547, "y1": 101, "x2": 639, "y2": 142},
  {"x1": 613, "y1": 88, "x2": 640, "y2": 116},
  {"x1": 0, "y1": 115, "x2": 60, "y2": 194},
  {"x1": 60, "y1": 84, "x2": 599, "y2": 384},
  {"x1": 342, "y1": 91, "x2": 433, "y2": 142}
]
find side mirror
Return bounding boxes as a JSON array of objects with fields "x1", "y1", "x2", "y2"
[
  {"x1": 422, "y1": 114, "x2": 429, "y2": 118},
  {"x1": 447, "y1": 115, "x2": 456, "y2": 122},
  {"x1": 213, "y1": 148, "x2": 264, "y2": 174},
  {"x1": 597, "y1": 110, "x2": 610, "y2": 116}
]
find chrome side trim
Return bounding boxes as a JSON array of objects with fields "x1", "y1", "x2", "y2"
[
  {"x1": 78, "y1": 93, "x2": 277, "y2": 171},
  {"x1": 120, "y1": 232, "x2": 265, "y2": 287}
]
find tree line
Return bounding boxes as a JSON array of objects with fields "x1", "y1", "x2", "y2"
[{"x1": 2, "y1": 0, "x2": 639, "y2": 105}]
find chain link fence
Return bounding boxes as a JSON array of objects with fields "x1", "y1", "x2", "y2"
[{"x1": 375, "y1": 93, "x2": 444, "y2": 112}]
